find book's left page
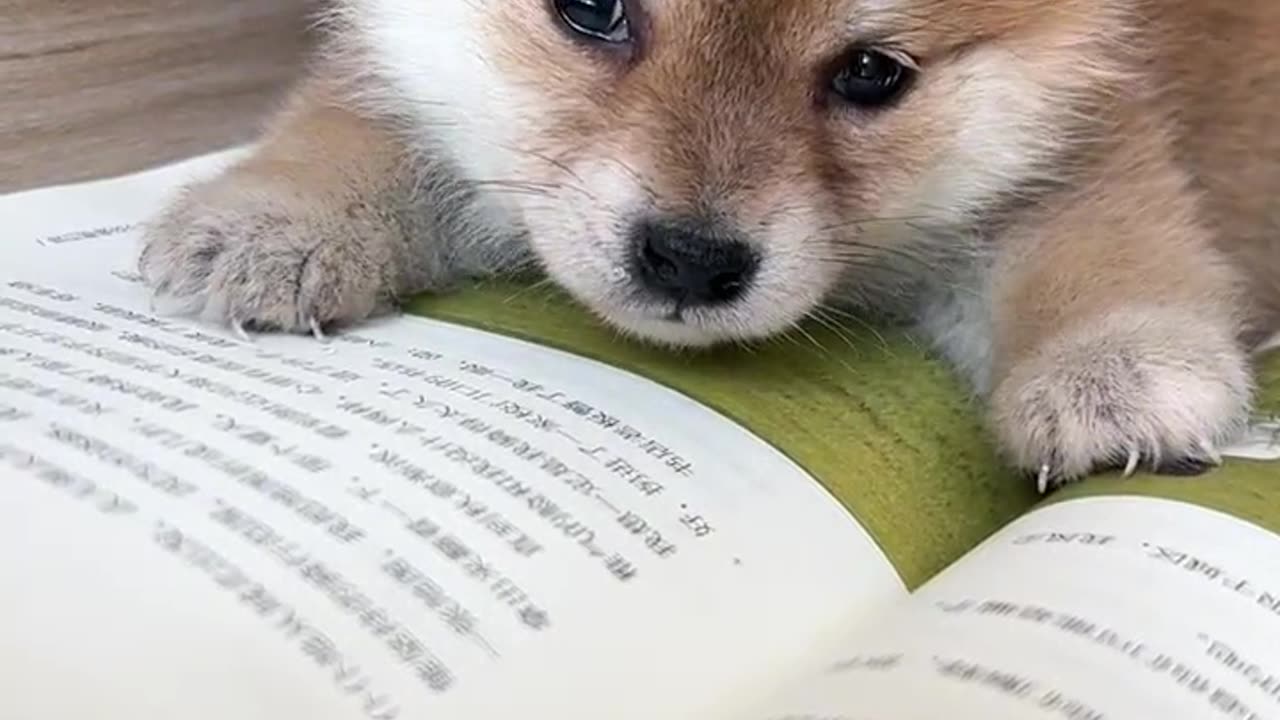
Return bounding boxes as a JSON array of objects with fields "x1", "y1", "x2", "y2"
[{"x1": 0, "y1": 154, "x2": 904, "y2": 719}]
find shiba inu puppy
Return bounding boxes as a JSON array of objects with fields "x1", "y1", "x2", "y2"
[{"x1": 139, "y1": 0, "x2": 1280, "y2": 490}]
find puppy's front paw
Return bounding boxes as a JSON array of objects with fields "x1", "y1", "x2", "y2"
[
  {"x1": 138, "y1": 178, "x2": 399, "y2": 338},
  {"x1": 990, "y1": 309, "x2": 1253, "y2": 492}
]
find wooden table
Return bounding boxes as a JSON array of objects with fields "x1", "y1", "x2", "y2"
[{"x1": 1, "y1": 0, "x2": 313, "y2": 193}]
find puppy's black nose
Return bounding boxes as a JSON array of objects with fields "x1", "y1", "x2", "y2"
[{"x1": 632, "y1": 219, "x2": 758, "y2": 306}]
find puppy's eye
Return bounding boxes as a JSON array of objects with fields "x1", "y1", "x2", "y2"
[
  {"x1": 554, "y1": 0, "x2": 631, "y2": 43},
  {"x1": 829, "y1": 49, "x2": 914, "y2": 107}
]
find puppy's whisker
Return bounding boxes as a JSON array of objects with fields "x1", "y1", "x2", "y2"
[{"x1": 812, "y1": 304, "x2": 895, "y2": 355}]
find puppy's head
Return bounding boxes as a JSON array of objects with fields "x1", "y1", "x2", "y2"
[{"x1": 349, "y1": 0, "x2": 1134, "y2": 346}]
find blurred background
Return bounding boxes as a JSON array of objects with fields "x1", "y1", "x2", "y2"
[{"x1": 0, "y1": 0, "x2": 314, "y2": 193}]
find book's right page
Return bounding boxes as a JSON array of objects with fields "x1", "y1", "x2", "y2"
[{"x1": 722, "y1": 349, "x2": 1280, "y2": 719}]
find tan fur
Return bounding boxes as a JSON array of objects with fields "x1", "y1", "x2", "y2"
[
  {"x1": 136, "y1": 0, "x2": 1280, "y2": 488},
  {"x1": 1156, "y1": 0, "x2": 1280, "y2": 344},
  {"x1": 216, "y1": 78, "x2": 405, "y2": 207}
]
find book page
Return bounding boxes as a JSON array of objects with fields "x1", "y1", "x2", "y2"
[
  {"x1": 732, "y1": 494, "x2": 1280, "y2": 719},
  {"x1": 1221, "y1": 421, "x2": 1280, "y2": 461},
  {"x1": 0, "y1": 154, "x2": 905, "y2": 719}
]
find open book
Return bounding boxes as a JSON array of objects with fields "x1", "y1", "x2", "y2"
[{"x1": 2, "y1": 152, "x2": 1278, "y2": 719}]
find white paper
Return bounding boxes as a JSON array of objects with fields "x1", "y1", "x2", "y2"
[
  {"x1": 0, "y1": 154, "x2": 904, "y2": 720},
  {"x1": 1221, "y1": 421, "x2": 1280, "y2": 462},
  {"x1": 738, "y1": 495, "x2": 1280, "y2": 720}
]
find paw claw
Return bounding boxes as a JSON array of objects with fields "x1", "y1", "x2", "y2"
[
  {"x1": 1037, "y1": 464, "x2": 1052, "y2": 495},
  {"x1": 308, "y1": 317, "x2": 329, "y2": 343},
  {"x1": 1122, "y1": 448, "x2": 1141, "y2": 478},
  {"x1": 230, "y1": 319, "x2": 254, "y2": 344},
  {"x1": 1198, "y1": 438, "x2": 1223, "y2": 466}
]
